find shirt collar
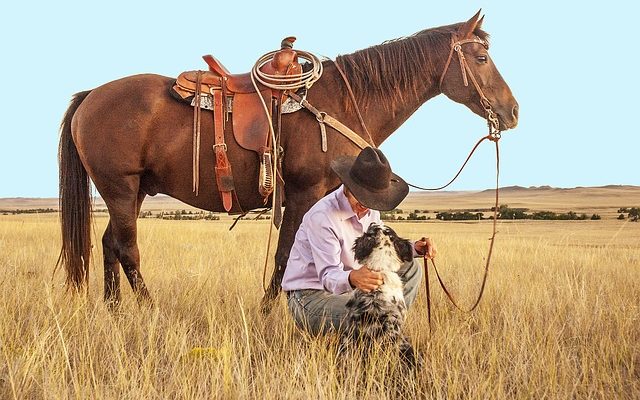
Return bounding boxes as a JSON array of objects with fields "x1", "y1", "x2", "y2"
[{"x1": 335, "y1": 185, "x2": 371, "y2": 221}]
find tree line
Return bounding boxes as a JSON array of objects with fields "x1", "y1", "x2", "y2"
[
  {"x1": 1, "y1": 208, "x2": 56, "y2": 215},
  {"x1": 380, "y1": 205, "x2": 625, "y2": 221},
  {"x1": 617, "y1": 207, "x2": 639, "y2": 221}
]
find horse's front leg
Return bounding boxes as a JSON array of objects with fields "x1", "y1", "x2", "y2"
[{"x1": 260, "y1": 185, "x2": 326, "y2": 314}]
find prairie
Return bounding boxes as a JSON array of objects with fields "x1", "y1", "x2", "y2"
[{"x1": 0, "y1": 188, "x2": 639, "y2": 399}]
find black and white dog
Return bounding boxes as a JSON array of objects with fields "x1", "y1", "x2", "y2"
[{"x1": 342, "y1": 223, "x2": 419, "y2": 366}]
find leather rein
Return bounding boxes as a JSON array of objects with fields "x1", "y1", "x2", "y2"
[
  {"x1": 336, "y1": 35, "x2": 504, "y2": 326},
  {"x1": 417, "y1": 36, "x2": 502, "y2": 329}
]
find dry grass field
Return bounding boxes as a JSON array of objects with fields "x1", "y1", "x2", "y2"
[{"x1": 0, "y1": 188, "x2": 639, "y2": 399}]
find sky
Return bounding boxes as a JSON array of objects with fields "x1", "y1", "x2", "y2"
[{"x1": 1, "y1": 1, "x2": 638, "y2": 198}]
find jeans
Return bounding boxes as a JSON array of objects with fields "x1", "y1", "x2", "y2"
[{"x1": 286, "y1": 259, "x2": 423, "y2": 336}]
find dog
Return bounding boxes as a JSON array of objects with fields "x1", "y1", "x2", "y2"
[{"x1": 341, "y1": 222, "x2": 419, "y2": 367}]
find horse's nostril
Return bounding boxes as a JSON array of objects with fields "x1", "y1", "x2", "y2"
[{"x1": 512, "y1": 104, "x2": 519, "y2": 119}]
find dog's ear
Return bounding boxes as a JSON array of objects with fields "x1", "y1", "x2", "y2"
[
  {"x1": 367, "y1": 222, "x2": 381, "y2": 234},
  {"x1": 394, "y1": 238, "x2": 414, "y2": 262},
  {"x1": 353, "y1": 233, "x2": 377, "y2": 263},
  {"x1": 382, "y1": 225, "x2": 398, "y2": 237}
]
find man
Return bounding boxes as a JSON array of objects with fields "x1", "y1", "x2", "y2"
[{"x1": 282, "y1": 147, "x2": 436, "y2": 335}]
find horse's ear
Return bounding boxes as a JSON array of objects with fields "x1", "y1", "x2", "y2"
[{"x1": 458, "y1": 9, "x2": 483, "y2": 39}]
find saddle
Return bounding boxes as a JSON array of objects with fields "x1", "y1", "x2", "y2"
[{"x1": 171, "y1": 37, "x2": 302, "y2": 216}]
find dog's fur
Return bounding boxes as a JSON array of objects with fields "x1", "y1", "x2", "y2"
[{"x1": 342, "y1": 223, "x2": 419, "y2": 366}]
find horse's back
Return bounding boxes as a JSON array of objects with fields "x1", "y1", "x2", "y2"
[{"x1": 73, "y1": 73, "x2": 176, "y2": 133}]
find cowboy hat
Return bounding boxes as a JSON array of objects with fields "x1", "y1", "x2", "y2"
[{"x1": 331, "y1": 147, "x2": 409, "y2": 211}]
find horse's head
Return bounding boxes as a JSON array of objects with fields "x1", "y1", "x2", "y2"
[{"x1": 439, "y1": 11, "x2": 519, "y2": 131}]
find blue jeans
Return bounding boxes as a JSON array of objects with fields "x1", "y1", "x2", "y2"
[{"x1": 286, "y1": 259, "x2": 423, "y2": 336}]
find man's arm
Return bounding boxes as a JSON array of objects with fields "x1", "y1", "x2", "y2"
[{"x1": 306, "y1": 212, "x2": 353, "y2": 294}]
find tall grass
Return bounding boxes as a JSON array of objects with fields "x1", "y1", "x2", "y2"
[{"x1": 0, "y1": 215, "x2": 638, "y2": 399}]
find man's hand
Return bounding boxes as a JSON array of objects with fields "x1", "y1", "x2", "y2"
[
  {"x1": 414, "y1": 237, "x2": 437, "y2": 259},
  {"x1": 349, "y1": 266, "x2": 383, "y2": 293}
]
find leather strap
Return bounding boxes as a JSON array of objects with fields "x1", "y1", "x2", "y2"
[
  {"x1": 438, "y1": 36, "x2": 500, "y2": 135},
  {"x1": 407, "y1": 133, "x2": 496, "y2": 191},
  {"x1": 288, "y1": 92, "x2": 371, "y2": 151},
  {"x1": 212, "y1": 85, "x2": 235, "y2": 212},
  {"x1": 422, "y1": 137, "x2": 500, "y2": 329},
  {"x1": 193, "y1": 71, "x2": 202, "y2": 195},
  {"x1": 332, "y1": 60, "x2": 377, "y2": 147}
]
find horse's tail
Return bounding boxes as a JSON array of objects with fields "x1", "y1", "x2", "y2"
[{"x1": 57, "y1": 90, "x2": 93, "y2": 291}]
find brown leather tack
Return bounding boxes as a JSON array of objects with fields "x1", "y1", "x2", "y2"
[
  {"x1": 203, "y1": 54, "x2": 231, "y2": 76},
  {"x1": 232, "y1": 89, "x2": 271, "y2": 152}
]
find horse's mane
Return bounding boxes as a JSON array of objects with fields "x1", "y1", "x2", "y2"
[{"x1": 335, "y1": 23, "x2": 489, "y2": 113}]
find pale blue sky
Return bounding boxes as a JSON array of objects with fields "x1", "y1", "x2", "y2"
[{"x1": 1, "y1": 1, "x2": 637, "y2": 198}]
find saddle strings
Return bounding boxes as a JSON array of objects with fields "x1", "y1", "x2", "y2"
[{"x1": 193, "y1": 71, "x2": 203, "y2": 195}]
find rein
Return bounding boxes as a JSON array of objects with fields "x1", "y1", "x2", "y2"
[
  {"x1": 420, "y1": 35, "x2": 502, "y2": 327},
  {"x1": 423, "y1": 133, "x2": 500, "y2": 329}
]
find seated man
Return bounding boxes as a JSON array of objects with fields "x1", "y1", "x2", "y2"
[{"x1": 282, "y1": 147, "x2": 436, "y2": 335}]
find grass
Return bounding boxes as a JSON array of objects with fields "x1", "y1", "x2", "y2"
[{"x1": 0, "y1": 213, "x2": 638, "y2": 399}]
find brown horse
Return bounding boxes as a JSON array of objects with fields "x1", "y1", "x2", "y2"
[{"x1": 58, "y1": 11, "x2": 518, "y2": 311}]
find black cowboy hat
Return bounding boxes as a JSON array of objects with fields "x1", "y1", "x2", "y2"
[{"x1": 331, "y1": 147, "x2": 409, "y2": 211}]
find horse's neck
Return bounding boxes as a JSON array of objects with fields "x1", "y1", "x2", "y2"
[
  {"x1": 333, "y1": 49, "x2": 445, "y2": 147},
  {"x1": 366, "y1": 85, "x2": 441, "y2": 146}
]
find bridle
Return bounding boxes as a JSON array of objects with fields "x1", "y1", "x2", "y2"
[{"x1": 439, "y1": 35, "x2": 501, "y2": 137}]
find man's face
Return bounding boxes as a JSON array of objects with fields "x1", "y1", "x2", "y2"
[{"x1": 344, "y1": 188, "x2": 369, "y2": 216}]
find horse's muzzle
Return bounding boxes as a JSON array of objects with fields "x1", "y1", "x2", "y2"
[{"x1": 497, "y1": 102, "x2": 519, "y2": 130}]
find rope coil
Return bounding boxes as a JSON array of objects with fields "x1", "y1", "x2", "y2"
[{"x1": 251, "y1": 50, "x2": 323, "y2": 91}]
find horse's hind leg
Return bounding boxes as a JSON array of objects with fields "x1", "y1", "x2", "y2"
[
  {"x1": 103, "y1": 189, "x2": 151, "y2": 304},
  {"x1": 102, "y1": 222, "x2": 121, "y2": 305},
  {"x1": 102, "y1": 190, "x2": 148, "y2": 305}
]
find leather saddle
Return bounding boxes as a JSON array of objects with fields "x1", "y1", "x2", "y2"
[
  {"x1": 170, "y1": 37, "x2": 302, "y2": 216},
  {"x1": 172, "y1": 37, "x2": 302, "y2": 154}
]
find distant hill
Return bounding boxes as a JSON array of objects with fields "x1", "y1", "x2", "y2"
[
  {"x1": 2, "y1": 185, "x2": 639, "y2": 216},
  {"x1": 479, "y1": 184, "x2": 638, "y2": 194},
  {"x1": 401, "y1": 185, "x2": 640, "y2": 216}
]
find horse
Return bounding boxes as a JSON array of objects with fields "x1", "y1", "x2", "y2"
[{"x1": 58, "y1": 11, "x2": 518, "y2": 312}]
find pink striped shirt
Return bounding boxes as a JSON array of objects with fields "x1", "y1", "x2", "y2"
[{"x1": 281, "y1": 185, "x2": 381, "y2": 294}]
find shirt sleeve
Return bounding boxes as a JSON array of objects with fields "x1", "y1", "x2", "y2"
[{"x1": 306, "y1": 211, "x2": 353, "y2": 294}]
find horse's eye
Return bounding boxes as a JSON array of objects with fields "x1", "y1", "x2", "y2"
[{"x1": 477, "y1": 55, "x2": 488, "y2": 63}]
